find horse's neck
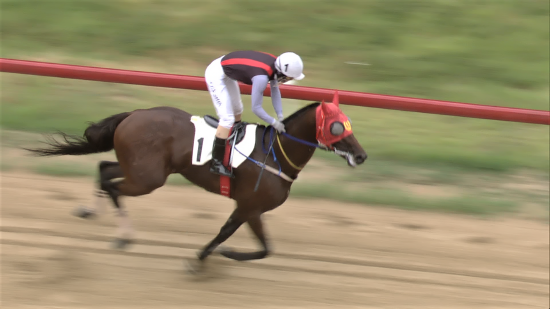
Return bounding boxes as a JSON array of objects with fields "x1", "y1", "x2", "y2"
[{"x1": 276, "y1": 109, "x2": 318, "y2": 177}]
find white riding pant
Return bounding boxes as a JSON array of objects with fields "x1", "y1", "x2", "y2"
[{"x1": 205, "y1": 56, "x2": 243, "y2": 129}]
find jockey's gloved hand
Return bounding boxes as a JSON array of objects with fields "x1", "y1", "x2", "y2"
[
  {"x1": 272, "y1": 120, "x2": 286, "y2": 133},
  {"x1": 277, "y1": 114, "x2": 284, "y2": 122}
]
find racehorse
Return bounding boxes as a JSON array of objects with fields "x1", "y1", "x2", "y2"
[{"x1": 24, "y1": 91, "x2": 367, "y2": 273}]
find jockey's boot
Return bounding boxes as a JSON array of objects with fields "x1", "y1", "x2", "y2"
[{"x1": 210, "y1": 137, "x2": 234, "y2": 178}]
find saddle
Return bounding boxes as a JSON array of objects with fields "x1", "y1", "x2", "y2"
[{"x1": 204, "y1": 115, "x2": 248, "y2": 145}]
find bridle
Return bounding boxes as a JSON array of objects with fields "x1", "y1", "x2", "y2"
[
  {"x1": 275, "y1": 129, "x2": 352, "y2": 171},
  {"x1": 234, "y1": 98, "x2": 354, "y2": 182}
]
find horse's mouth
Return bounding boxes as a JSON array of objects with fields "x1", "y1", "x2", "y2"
[
  {"x1": 335, "y1": 150, "x2": 356, "y2": 167},
  {"x1": 333, "y1": 148, "x2": 364, "y2": 168},
  {"x1": 345, "y1": 153, "x2": 357, "y2": 167}
]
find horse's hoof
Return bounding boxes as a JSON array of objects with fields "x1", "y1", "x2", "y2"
[
  {"x1": 111, "y1": 238, "x2": 132, "y2": 250},
  {"x1": 185, "y1": 258, "x2": 204, "y2": 275},
  {"x1": 72, "y1": 206, "x2": 96, "y2": 219}
]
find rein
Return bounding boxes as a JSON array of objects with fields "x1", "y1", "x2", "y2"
[
  {"x1": 233, "y1": 125, "x2": 350, "y2": 183},
  {"x1": 233, "y1": 126, "x2": 293, "y2": 182},
  {"x1": 264, "y1": 126, "x2": 351, "y2": 172},
  {"x1": 276, "y1": 134, "x2": 302, "y2": 171},
  {"x1": 279, "y1": 130, "x2": 350, "y2": 160}
]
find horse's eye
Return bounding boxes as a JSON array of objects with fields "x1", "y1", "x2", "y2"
[{"x1": 330, "y1": 122, "x2": 345, "y2": 136}]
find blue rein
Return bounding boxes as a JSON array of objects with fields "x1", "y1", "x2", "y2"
[
  {"x1": 261, "y1": 126, "x2": 282, "y2": 174},
  {"x1": 260, "y1": 125, "x2": 330, "y2": 169},
  {"x1": 281, "y1": 131, "x2": 325, "y2": 149},
  {"x1": 232, "y1": 125, "x2": 329, "y2": 178}
]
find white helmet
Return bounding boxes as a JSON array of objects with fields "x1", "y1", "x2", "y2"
[{"x1": 275, "y1": 52, "x2": 305, "y2": 80}]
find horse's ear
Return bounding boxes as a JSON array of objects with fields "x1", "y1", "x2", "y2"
[
  {"x1": 332, "y1": 91, "x2": 339, "y2": 107},
  {"x1": 321, "y1": 99, "x2": 328, "y2": 112},
  {"x1": 320, "y1": 99, "x2": 325, "y2": 108}
]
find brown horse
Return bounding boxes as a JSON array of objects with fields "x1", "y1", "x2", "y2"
[{"x1": 25, "y1": 93, "x2": 367, "y2": 273}]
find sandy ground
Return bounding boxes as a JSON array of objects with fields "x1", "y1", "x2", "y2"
[{"x1": 1, "y1": 171, "x2": 548, "y2": 309}]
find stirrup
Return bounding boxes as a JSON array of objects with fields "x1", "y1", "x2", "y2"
[{"x1": 210, "y1": 160, "x2": 234, "y2": 178}]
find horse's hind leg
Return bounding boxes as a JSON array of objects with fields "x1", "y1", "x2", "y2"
[
  {"x1": 101, "y1": 178, "x2": 134, "y2": 249},
  {"x1": 219, "y1": 214, "x2": 270, "y2": 261},
  {"x1": 74, "y1": 161, "x2": 122, "y2": 219},
  {"x1": 104, "y1": 168, "x2": 168, "y2": 249}
]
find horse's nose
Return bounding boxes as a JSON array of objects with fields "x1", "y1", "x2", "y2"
[{"x1": 355, "y1": 153, "x2": 367, "y2": 164}]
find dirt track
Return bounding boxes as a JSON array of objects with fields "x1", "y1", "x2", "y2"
[{"x1": 1, "y1": 172, "x2": 548, "y2": 309}]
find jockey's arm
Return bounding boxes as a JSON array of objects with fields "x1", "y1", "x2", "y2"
[
  {"x1": 250, "y1": 75, "x2": 278, "y2": 125},
  {"x1": 269, "y1": 79, "x2": 283, "y2": 120}
]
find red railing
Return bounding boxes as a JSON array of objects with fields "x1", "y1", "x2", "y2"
[{"x1": 1, "y1": 58, "x2": 548, "y2": 125}]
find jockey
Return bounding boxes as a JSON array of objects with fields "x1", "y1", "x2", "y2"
[{"x1": 204, "y1": 50, "x2": 305, "y2": 178}]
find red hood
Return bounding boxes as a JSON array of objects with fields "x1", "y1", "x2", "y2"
[{"x1": 315, "y1": 91, "x2": 353, "y2": 147}]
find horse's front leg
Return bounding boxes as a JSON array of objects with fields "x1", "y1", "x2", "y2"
[
  {"x1": 186, "y1": 209, "x2": 244, "y2": 274},
  {"x1": 219, "y1": 214, "x2": 270, "y2": 261}
]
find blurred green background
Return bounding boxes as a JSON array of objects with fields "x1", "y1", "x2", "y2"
[{"x1": 1, "y1": 0, "x2": 548, "y2": 217}]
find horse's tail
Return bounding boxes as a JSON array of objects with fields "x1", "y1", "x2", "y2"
[{"x1": 24, "y1": 112, "x2": 132, "y2": 157}]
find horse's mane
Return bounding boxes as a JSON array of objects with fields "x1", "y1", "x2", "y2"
[{"x1": 282, "y1": 102, "x2": 320, "y2": 125}]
